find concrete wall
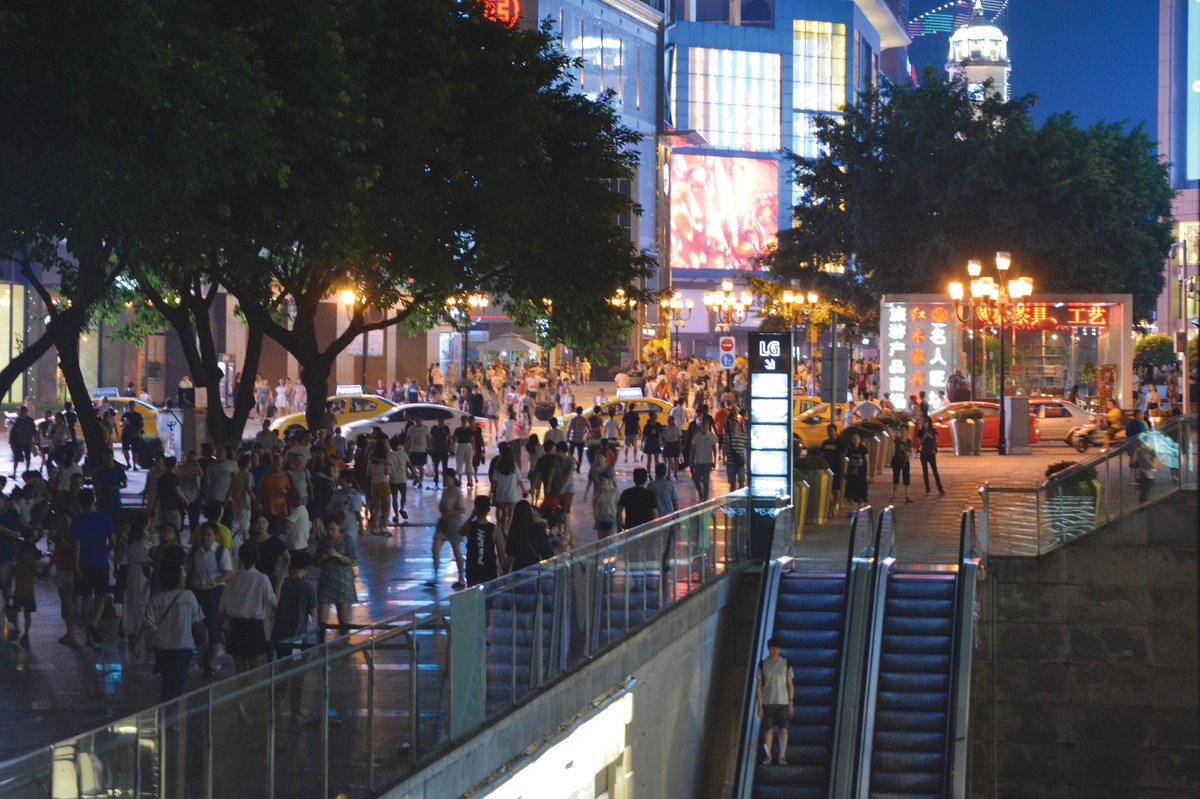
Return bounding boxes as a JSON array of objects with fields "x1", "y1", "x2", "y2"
[
  {"x1": 969, "y1": 492, "x2": 1199, "y2": 797},
  {"x1": 384, "y1": 568, "x2": 758, "y2": 799}
]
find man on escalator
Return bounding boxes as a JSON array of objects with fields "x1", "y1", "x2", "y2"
[{"x1": 756, "y1": 637, "x2": 794, "y2": 767}]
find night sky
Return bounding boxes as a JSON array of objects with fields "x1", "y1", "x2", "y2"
[{"x1": 906, "y1": 0, "x2": 1158, "y2": 136}]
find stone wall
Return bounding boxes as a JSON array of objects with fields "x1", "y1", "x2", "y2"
[{"x1": 969, "y1": 492, "x2": 1199, "y2": 797}]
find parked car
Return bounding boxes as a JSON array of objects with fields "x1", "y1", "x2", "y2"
[
  {"x1": 792, "y1": 402, "x2": 848, "y2": 448},
  {"x1": 1028, "y1": 397, "x2": 1092, "y2": 442},
  {"x1": 341, "y1": 402, "x2": 473, "y2": 440},
  {"x1": 928, "y1": 401, "x2": 1041, "y2": 449},
  {"x1": 269, "y1": 394, "x2": 396, "y2": 436}
]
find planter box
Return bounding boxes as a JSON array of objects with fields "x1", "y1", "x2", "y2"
[
  {"x1": 792, "y1": 478, "x2": 810, "y2": 542},
  {"x1": 866, "y1": 435, "x2": 885, "y2": 475},
  {"x1": 950, "y1": 419, "x2": 983, "y2": 456},
  {"x1": 799, "y1": 469, "x2": 833, "y2": 526}
]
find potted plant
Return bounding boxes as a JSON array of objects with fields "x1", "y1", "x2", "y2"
[
  {"x1": 795, "y1": 454, "x2": 834, "y2": 527},
  {"x1": 949, "y1": 406, "x2": 984, "y2": 456},
  {"x1": 946, "y1": 369, "x2": 970, "y2": 402},
  {"x1": 1043, "y1": 460, "x2": 1101, "y2": 544}
]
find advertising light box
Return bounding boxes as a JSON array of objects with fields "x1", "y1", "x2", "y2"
[
  {"x1": 748, "y1": 331, "x2": 792, "y2": 499},
  {"x1": 669, "y1": 153, "x2": 778, "y2": 271},
  {"x1": 880, "y1": 299, "x2": 960, "y2": 402}
]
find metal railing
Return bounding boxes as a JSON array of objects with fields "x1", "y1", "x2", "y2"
[
  {"x1": 980, "y1": 416, "x2": 1197, "y2": 557},
  {"x1": 0, "y1": 490, "x2": 757, "y2": 799}
]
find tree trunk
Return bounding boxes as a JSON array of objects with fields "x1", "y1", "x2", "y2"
[
  {"x1": 206, "y1": 320, "x2": 264, "y2": 448},
  {"x1": 301, "y1": 355, "x2": 335, "y2": 435},
  {"x1": 55, "y1": 324, "x2": 108, "y2": 464}
]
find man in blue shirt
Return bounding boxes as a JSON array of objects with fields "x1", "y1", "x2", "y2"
[
  {"x1": 648, "y1": 463, "x2": 679, "y2": 518},
  {"x1": 72, "y1": 489, "x2": 116, "y2": 646}
]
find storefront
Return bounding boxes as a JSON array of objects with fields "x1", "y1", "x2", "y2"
[{"x1": 880, "y1": 294, "x2": 1134, "y2": 410}]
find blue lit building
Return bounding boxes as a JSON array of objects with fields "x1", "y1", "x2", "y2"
[{"x1": 659, "y1": 1, "x2": 909, "y2": 354}]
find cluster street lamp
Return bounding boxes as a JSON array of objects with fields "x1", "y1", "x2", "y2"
[
  {"x1": 447, "y1": 292, "x2": 489, "y2": 384},
  {"x1": 779, "y1": 288, "x2": 820, "y2": 394},
  {"x1": 949, "y1": 251, "x2": 1033, "y2": 455},
  {"x1": 704, "y1": 278, "x2": 751, "y2": 331},
  {"x1": 340, "y1": 289, "x2": 370, "y2": 387},
  {"x1": 658, "y1": 291, "x2": 693, "y2": 359}
]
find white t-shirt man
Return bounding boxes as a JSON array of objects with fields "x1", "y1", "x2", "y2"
[
  {"x1": 285, "y1": 504, "x2": 311, "y2": 552},
  {"x1": 144, "y1": 588, "x2": 206, "y2": 650}
]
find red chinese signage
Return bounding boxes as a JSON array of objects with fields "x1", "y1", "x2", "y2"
[
  {"x1": 483, "y1": 0, "x2": 521, "y2": 26},
  {"x1": 975, "y1": 302, "x2": 1110, "y2": 329}
]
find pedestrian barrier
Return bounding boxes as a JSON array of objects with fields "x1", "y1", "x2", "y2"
[{"x1": 0, "y1": 489, "x2": 772, "y2": 799}]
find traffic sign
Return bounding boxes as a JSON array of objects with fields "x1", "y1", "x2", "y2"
[
  {"x1": 719, "y1": 352, "x2": 736, "y2": 369},
  {"x1": 718, "y1": 336, "x2": 735, "y2": 354}
]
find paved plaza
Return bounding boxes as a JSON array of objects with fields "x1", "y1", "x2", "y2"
[{"x1": 0, "y1": 398, "x2": 1085, "y2": 761}]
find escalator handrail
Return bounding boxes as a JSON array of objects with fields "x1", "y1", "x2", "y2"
[
  {"x1": 731, "y1": 557, "x2": 787, "y2": 799},
  {"x1": 942, "y1": 507, "x2": 977, "y2": 798}
]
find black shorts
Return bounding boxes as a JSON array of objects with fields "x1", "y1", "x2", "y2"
[
  {"x1": 10, "y1": 443, "x2": 32, "y2": 463},
  {"x1": 762, "y1": 704, "x2": 789, "y2": 730},
  {"x1": 192, "y1": 587, "x2": 224, "y2": 645},
  {"x1": 409, "y1": 451, "x2": 428, "y2": 467},
  {"x1": 226, "y1": 617, "x2": 268, "y2": 658},
  {"x1": 76, "y1": 567, "x2": 110, "y2": 598},
  {"x1": 10, "y1": 595, "x2": 36, "y2": 613}
]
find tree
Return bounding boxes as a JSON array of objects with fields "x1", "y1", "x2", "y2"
[
  {"x1": 1134, "y1": 333, "x2": 1177, "y2": 371},
  {"x1": 0, "y1": 1, "x2": 272, "y2": 458},
  {"x1": 216, "y1": 1, "x2": 652, "y2": 431},
  {"x1": 767, "y1": 67, "x2": 1175, "y2": 319}
]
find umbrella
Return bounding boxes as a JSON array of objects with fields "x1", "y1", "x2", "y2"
[{"x1": 483, "y1": 334, "x2": 540, "y2": 355}]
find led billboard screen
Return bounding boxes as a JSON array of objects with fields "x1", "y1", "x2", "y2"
[
  {"x1": 669, "y1": 153, "x2": 778, "y2": 271},
  {"x1": 1188, "y1": 0, "x2": 1199, "y2": 182}
]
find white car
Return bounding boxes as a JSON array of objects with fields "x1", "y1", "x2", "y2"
[
  {"x1": 1028, "y1": 397, "x2": 1093, "y2": 442},
  {"x1": 340, "y1": 402, "x2": 473, "y2": 441}
]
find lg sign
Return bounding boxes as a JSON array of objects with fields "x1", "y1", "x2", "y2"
[{"x1": 483, "y1": 0, "x2": 521, "y2": 26}]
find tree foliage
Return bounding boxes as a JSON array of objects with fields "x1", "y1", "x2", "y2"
[
  {"x1": 1134, "y1": 333, "x2": 1177, "y2": 370},
  {"x1": 766, "y1": 68, "x2": 1175, "y2": 319}
]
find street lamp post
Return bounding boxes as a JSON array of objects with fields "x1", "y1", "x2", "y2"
[
  {"x1": 704, "y1": 279, "x2": 751, "y2": 390},
  {"x1": 658, "y1": 291, "x2": 693, "y2": 360},
  {"x1": 950, "y1": 252, "x2": 1033, "y2": 455},
  {"x1": 340, "y1": 289, "x2": 368, "y2": 388},
  {"x1": 447, "y1": 293, "x2": 489, "y2": 386},
  {"x1": 780, "y1": 289, "x2": 819, "y2": 393}
]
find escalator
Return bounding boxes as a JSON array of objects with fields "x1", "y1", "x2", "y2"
[
  {"x1": 485, "y1": 572, "x2": 557, "y2": 715},
  {"x1": 751, "y1": 570, "x2": 849, "y2": 799},
  {"x1": 865, "y1": 571, "x2": 957, "y2": 798}
]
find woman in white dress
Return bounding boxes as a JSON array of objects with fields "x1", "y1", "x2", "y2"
[{"x1": 274, "y1": 379, "x2": 288, "y2": 416}]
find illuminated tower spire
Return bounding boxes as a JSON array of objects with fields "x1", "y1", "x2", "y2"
[{"x1": 946, "y1": 0, "x2": 1011, "y2": 101}]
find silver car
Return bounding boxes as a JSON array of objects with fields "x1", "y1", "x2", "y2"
[
  {"x1": 1028, "y1": 398, "x2": 1092, "y2": 443},
  {"x1": 341, "y1": 402, "x2": 473, "y2": 441}
]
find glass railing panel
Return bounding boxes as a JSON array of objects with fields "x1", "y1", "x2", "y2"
[
  {"x1": 411, "y1": 602, "x2": 452, "y2": 760},
  {"x1": 208, "y1": 664, "x2": 274, "y2": 799},
  {"x1": 325, "y1": 633, "x2": 377, "y2": 798},
  {"x1": 366, "y1": 624, "x2": 418, "y2": 789},
  {"x1": 271, "y1": 643, "x2": 331, "y2": 797},
  {"x1": 0, "y1": 747, "x2": 51, "y2": 799}
]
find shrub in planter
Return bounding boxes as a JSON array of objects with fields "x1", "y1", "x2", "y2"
[
  {"x1": 952, "y1": 406, "x2": 984, "y2": 421},
  {"x1": 858, "y1": 418, "x2": 886, "y2": 436}
]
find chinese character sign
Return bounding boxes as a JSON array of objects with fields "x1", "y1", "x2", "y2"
[{"x1": 880, "y1": 301, "x2": 959, "y2": 403}]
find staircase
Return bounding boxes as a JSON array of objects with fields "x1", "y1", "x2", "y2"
[
  {"x1": 868, "y1": 572, "x2": 956, "y2": 799},
  {"x1": 752, "y1": 571, "x2": 848, "y2": 799}
]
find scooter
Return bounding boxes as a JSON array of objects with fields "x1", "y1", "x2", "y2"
[{"x1": 1066, "y1": 415, "x2": 1124, "y2": 452}]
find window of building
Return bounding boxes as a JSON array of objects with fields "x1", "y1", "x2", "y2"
[
  {"x1": 793, "y1": 20, "x2": 846, "y2": 113},
  {"x1": 686, "y1": 47, "x2": 782, "y2": 151}
]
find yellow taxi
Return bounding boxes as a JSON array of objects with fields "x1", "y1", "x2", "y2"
[
  {"x1": 95, "y1": 398, "x2": 160, "y2": 437},
  {"x1": 792, "y1": 401, "x2": 849, "y2": 448},
  {"x1": 563, "y1": 397, "x2": 675, "y2": 427},
  {"x1": 269, "y1": 393, "x2": 397, "y2": 435}
]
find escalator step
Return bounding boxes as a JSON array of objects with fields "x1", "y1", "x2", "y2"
[
  {"x1": 882, "y1": 614, "x2": 952, "y2": 636},
  {"x1": 873, "y1": 750, "x2": 945, "y2": 773},
  {"x1": 880, "y1": 652, "x2": 950, "y2": 673},
  {"x1": 880, "y1": 633, "x2": 952, "y2": 655},
  {"x1": 787, "y1": 724, "x2": 834, "y2": 745},
  {"x1": 776, "y1": 628, "x2": 841, "y2": 650},
  {"x1": 792, "y1": 685, "x2": 836, "y2": 706},
  {"x1": 781, "y1": 647, "x2": 842, "y2": 669},
  {"x1": 782, "y1": 744, "x2": 831, "y2": 766},
  {"x1": 792, "y1": 665, "x2": 839, "y2": 688},
  {"x1": 873, "y1": 730, "x2": 946, "y2": 753},
  {"x1": 876, "y1": 690, "x2": 948, "y2": 712},
  {"x1": 870, "y1": 768, "x2": 944, "y2": 794},
  {"x1": 884, "y1": 598, "x2": 955, "y2": 617},
  {"x1": 888, "y1": 577, "x2": 956, "y2": 598},
  {"x1": 780, "y1": 574, "x2": 847, "y2": 591},
  {"x1": 755, "y1": 764, "x2": 829, "y2": 787},
  {"x1": 774, "y1": 610, "x2": 845, "y2": 630},
  {"x1": 777, "y1": 592, "x2": 845, "y2": 612},
  {"x1": 874, "y1": 710, "x2": 947, "y2": 732},
  {"x1": 878, "y1": 671, "x2": 948, "y2": 693}
]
